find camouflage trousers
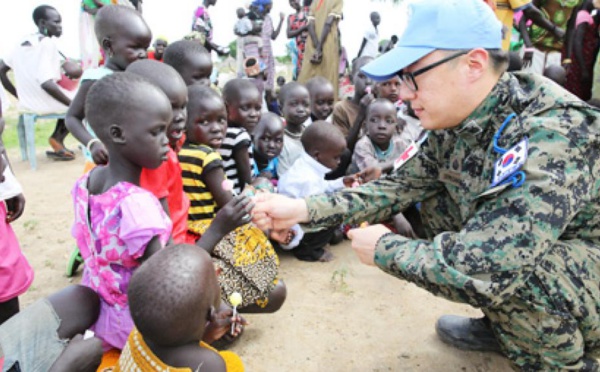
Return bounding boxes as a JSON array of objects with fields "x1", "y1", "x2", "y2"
[
  {"x1": 420, "y1": 195, "x2": 600, "y2": 370},
  {"x1": 485, "y1": 241, "x2": 600, "y2": 371}
]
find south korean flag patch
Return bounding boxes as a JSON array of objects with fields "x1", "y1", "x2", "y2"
[{"x1": 491, "y1": 137, "x2": 528, "y2": 187}]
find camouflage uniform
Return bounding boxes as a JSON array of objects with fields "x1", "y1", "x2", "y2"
[{"x1": 304, "y1": 72, "x2": 600, "y2": 370}]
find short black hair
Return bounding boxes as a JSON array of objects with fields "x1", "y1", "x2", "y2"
[
  {"x1": 278, "y1": 82, "x2": 308, "y2": 106},
  {"x1": 128, "y1": 244, "x2": 217, "y2": 346},
  {"x1": 301, "y1": 120, "x2": 345, "y2": 154},
  {"x1": 186, "y1": 85, "x2": 223, "y2": 128},
  {"x1": 222, "y1": 78, "x2": 259, "y2": 105},
  {"x1": 305, "y1": 76, "x2": 333, "y2": 95},
  {"x1": 94, "y1": 5, "x2": 145, "y2": 45},
  {"x1": 85, "y1": 72, "x2": 160, "y2": 141},
  {"x1": 127, "y1": 59, "x2": 186, "y2": 97},
  {"x1": 32, "y1": 5, "x2": 56, "y2": 25},
  {"x1": 448, "y1": 49, "x2": 509, "y2": 73},
  {"x1": 164, "y1": 40, "x2": 210, "y2": 74}
]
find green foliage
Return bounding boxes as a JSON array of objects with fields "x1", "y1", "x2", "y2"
[{"x1": 228, "y1": 39, "x2": 238, "y2": 59}]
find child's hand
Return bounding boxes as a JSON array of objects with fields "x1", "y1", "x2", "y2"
[
  {"x1": 5, "y1": 193, "x2": 25, "y2": 223},
  {"x1": 90, "y1": 141, "x2": 109, "y2": 165},
  {"x1": 358, "y1": 166, "x2": 382, "y2": 183},
  {"x1": 359, "y1": 87, "x2": 375, "y2": 110},
  {"x1": 213, "y1": 195, "x2": 254, "y2": 234},
  {"x1": 342, "y1": 175, "x2": 358, "y2": 188},
  {"x1": 203, "y1": 303, "x2": 249, "y2": 344}
]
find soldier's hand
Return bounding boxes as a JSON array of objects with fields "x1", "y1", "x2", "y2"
[{"x1": 347, "y1": 224, "x2": 391, "y2": 266}]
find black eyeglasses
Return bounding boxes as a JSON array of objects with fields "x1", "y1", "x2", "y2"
[{"x1": 397, "y1": 51, "x2": 468, "y2": 92}]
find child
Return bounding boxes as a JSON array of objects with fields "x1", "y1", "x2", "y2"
[
  {"x1": 117, "y1": 244, "x2": 246, "y2": 371},
  {"x1": 375, "y1": 76, "x2": 423, "y2": 142},
  {"x1": 278, "y1": 121, "x2": 356, "y2": 262},
  {"x1": 164, "y1": 40, "x2": 213, "y2": 87},
  {"x1": 71, "y1": 72, "x2": 173, "y2": 351},
  {"x1": 252, "y1": 112, "x2": 284, "y2": 182},
  {"x1": 66, "y1": 4, "x2": 152, "y2": 170},
  {"x1": 0, "y1": 102, "x2": 33, "y2": 325},
  {"x1": 127, "y1": 59, "x2": 191, "y2": 244},
  {"x1": 0, "y1": 285, "x2": 103, "y2": 371},
  {"x1": 276, "y1": 82, "x2": 311, "y2": 176},
  {"x1": 306, "y1": 76, "x2": 335, "y2": 123},
  {"x1": 220, "y1": 78, "x2": 262, "y2": 194},
  {"x1": 148, "y1": 37, "x2": 168, "y2": 62},
  {"x1": 351, "y1": 99, "x2": 410, "y2": 174},
  {"x1": 179, "y1": 85, "x2": 286, "y2": 313},
  {"x1": 332, "y1": 56, "x2": 374, "y2": 141}
]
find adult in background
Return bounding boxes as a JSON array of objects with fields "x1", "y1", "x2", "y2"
[
  {"x1": 0, "y1": 5, "x2": 79, "y2": 161},
  {"x1": 257, "y1": 0, "x2": 285, "y2": 92},
  {"x1": 287, "y1": 0, "x2": 312, "y2": 80},
  {"x1": 356, "y1": 12, "x2": 381, "y2": 59},
  {"x1": 297, "y1": 0, "x2": 343, "y2": 100},
  {"x1": 252, "y1": 0, "x2": 600, "y2": 369},
  {"x1": 192, "y1": 0, "x2": 229, "y2": 56}
]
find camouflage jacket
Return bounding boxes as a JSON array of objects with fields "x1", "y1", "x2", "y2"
[{"x1": 304, "y1": 72, "x2": 600, "y2": 308}]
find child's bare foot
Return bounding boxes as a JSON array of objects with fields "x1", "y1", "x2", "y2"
[{"x1": 318, "y1": 250, "x2": 334, "y2": 262}]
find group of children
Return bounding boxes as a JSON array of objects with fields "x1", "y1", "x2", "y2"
[{"x1": 0, "y1": 3, "x2": 424, "y2": 371}]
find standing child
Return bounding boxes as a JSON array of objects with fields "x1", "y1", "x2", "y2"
[
  {"x1": 305, "y1": 76, "x2": 335, "y2": 124},
  {"x1": 220, "y1": 78, "x2": 262, "y2": 194},
  {"x1": 117, "y1": 243, "x2": 246, "y2": 371},
  {"x1": 127, "y1": 59, "x2": 191, "y2": 244},
  {"x1": 278, "y1": 121, "x2": 356, "y2": 262},
  {"x1": 164, "y1": 40, "x2": 213, "y2": 87},
  {"x1": 148, "y1": 37, "x2": 168, "y2": 62},
  {"x1": 0, "y1": 102, "x2": 33, "y2": 325},
  {"x1": 276, "y1": 82, "x2": 311, "y2": 176},
  {"x1": 179, "y1": 85, "x2": 286, "y2": 313},
  {"x1": 71, "y1": 72, "x2": 173, "y2": 351},
  {"x1": 66, "y1": 4, "x2": 152, "y2": 171},
  {"x1": 252, "y1": 112, "x2": 284, "y2": 183}
]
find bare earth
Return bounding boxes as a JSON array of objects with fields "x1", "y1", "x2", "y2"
[{"x1": 10, "y1": 148, "x2": 513, "y2": 372}]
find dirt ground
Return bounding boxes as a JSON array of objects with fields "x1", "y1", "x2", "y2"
[{"x1": 9, "y1": 146, "x2": 514, "y2": 372}]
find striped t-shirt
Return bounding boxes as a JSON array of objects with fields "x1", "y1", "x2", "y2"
[
  {"x1": 178, "y1": 143, "x2": 223, "y2": 223},
  {"x1": 218, "y1": 127, "x2": 253, "y2": 194}
]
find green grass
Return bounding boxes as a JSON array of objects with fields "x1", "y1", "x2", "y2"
[{"x1": 2, "y1": 114, "x2": 58, "y2": 150}]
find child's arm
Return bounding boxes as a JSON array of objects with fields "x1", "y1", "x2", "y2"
[
  {"x1": 138, "y1": 235, "x2": 163, "y2": 263},
  {"x1": 232, "y1": 144, "x2": 253, "y2": 191},
  {"x1": 66, "y1": 80, "x2": 109, "y2": 165},
  {"x1": 287, "y1": 15, "x2": 307, "y2": 38},
  {"x1": 196, "y1": 195, "x2": 253, "y2": 253},
  {"x1": 202, "y1": 167, "x2": 234, "y2": 209}
]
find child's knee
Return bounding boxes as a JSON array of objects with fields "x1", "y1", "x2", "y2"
[
  {"x1": 266, "y1": 280, "x2": 287, "y2": 313},
  {"x1": 49, "y1": 285, "x2": 100, "y2": 339}
]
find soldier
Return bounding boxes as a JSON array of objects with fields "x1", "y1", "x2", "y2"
[{"x1": 252, "y1": 0, "x2": 600, "y2": 370}]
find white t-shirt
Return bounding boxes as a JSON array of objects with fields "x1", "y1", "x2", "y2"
[
  {"x1": 3, "y1": 34, "x2": 75, "y2": 114},
  {"x1": 361, "y1": 23, "x2": 379, "y2": 58}
]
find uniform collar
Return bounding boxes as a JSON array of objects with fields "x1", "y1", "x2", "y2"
[{"x1": 452, "y1": 73, "x2": 514, "y2": 148}]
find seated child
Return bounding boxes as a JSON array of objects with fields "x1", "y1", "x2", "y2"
[
  {"x1": 116, "y1": 243, "x2": 245, "y2": 371},
  {"x1": 252, "y1": 112, "x2": 284, "y2": 182},
  {"x1": 351, "y1": 99, "x2": 410, "y2": 174},
  {"x1": 164, "y1": 40, "x2": 213, "y2": 87},
  {"x1": 179, "y1": 85, "x2": 286, "y2": 313},
  {"x1": 276, "y1": 82, "x2": 311, "y2": 176},
  {"x1": 127, "y1": 59, "x2": 191, "y2": 244},
  {"x1": 278, "y1": 121, "x2": 356, "y2": 262},
  {"x1": 0, "y1": 285, "x2": 103, "y2": 371},
  {"x1": 329, "y1": 56, "x2": 375, "y2": 177},
  {"x1": 0, "y1": 103, "x2": 33, "y2": 325},
  {"x1": 220, "y1": 78, "x2": 263, "y2": 194},
  {"x1": 374, "y1": 76, "x2": 423, "y2": 142},
  {"x1": 305, "y1": 76, "x2": 335, "y2": 124},
  {"x1": 332, "y1": 56, "x2": 374, "y2": 142},
  {"x1": 71, "y1": 73, "x2": 173, "y2": 350}
]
